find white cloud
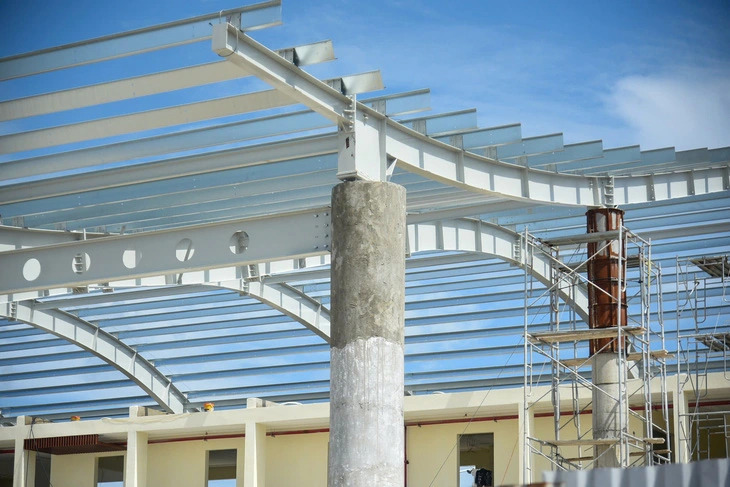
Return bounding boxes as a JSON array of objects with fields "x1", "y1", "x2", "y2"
[{"x1": 608, "y1": 71, "x2": 730, "y2": 150}]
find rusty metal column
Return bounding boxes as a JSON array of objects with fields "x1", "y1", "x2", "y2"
[
  {"x1": 586, "y1": 208, "x2": 627, "y2": 468},
  {"x1": 328, "y1": 180, "x2": 406, "y2": 487}
]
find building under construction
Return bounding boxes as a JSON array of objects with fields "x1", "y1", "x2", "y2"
[{"x1": 0, "y1": 2, "x2": 728, "y2": 486}]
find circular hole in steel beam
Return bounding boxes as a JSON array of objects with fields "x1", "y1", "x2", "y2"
[
  {"x1": 229, "y1": 231, "x2": 249, "y2": 255},
  {"x1": 122, "y1": 249, "x2": 142, "y2": 269},
  {"x1": 72, "y1": 252, "x2": 91, "y2": 274},
  {"x1": 23, "y1": 258, "x2": 41, "y2": 281},
  {"x1": 175, "y1": 238, "x2": 195, "y2": 262}
]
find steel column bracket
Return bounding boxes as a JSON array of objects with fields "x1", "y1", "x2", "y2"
[
  {"x1": 211, "y1": 22, "x2": 388, "y2": 182},
  {"x1": 602, "y1": 176, "x2": 615, "y2": 207},
  {"x1": 336, "y1": 97, "x2": 388, "y2": 181}
]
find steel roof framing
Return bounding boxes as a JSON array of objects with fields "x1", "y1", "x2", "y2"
[{"x1": 0, "y1": 2, "x2": 728, "y2": 419}]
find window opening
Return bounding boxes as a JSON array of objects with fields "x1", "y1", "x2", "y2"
[
  {"x1": 0, "y1": 452, "x2": 12, "y2": 487},
  {"x1": 96, "y1": 455, "x2": 124, "y2": 487},
  {"x1": 35, "y1": 452, "x2": 51, "y2": 487},
  {"x1": 458, "y1": 433, "x2": 494, "y2": 486},
  {"x1": 207, "y1": 449, "x2": 237, "y2": 487}
]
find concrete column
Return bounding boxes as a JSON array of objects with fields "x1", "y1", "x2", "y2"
[
  {"x1": 592, "y1": 353, "x2": 626, "y2": 467},
  {"x1": 13, "y1": 416, "x2": 32, "y2": 487},
  {"x1": 328, "y1": 181, "x2": 406, "y2": 487},
  {"x1": 672, "y1": 388, "x2": 690, "y2": 463},
  {"x1": 517, "y1": 400, "x2": 532, "y2": 484},
  {"x1": 244, "y1": 421, "x2": 266, "y2": 487},
  {"x1": 586, "y1": 208, "x2": 627, "y2": 468},
  {"x1": 125, "y1": 431, "x2": 148, "y2": 487}
]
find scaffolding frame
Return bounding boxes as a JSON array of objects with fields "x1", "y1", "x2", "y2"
[
  {"x1": 522, "y1": 225, "x2": 670, "y2": 482},
  {"x1": 675, "y1": 254, "x2": 730, "y2": 462}
]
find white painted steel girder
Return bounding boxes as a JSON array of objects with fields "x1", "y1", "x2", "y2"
[
  {"x1": 211, "y1": 21, "x2": 729, "y2": 207},
  {"x1": 0, "y1": 1, "x2": 282, "y2": 80},
  {"x1": 0, "y1": 226, "x2": 105, "y2": 251},
  {"x1": 0, "y1": 41, "x2": 334, "y2": 122},
  {"x1": 0, "y1": 209, "x2": 332, "y2": 294},
  {"x1": 0, "y1": 301, "x2": 187, "y2": 413},
  {"x1": 0, "y1": 71, "x2": 381, "y2": 155},
  {"x1": 239, "y1": 281, "x2": 330, "y2": 342},
  {"x1": 0, "y1": 135, "x2": 338, "y2": 205},
  {"x1": 407, "y1": 218, "x2": 589, "y2": 321},
  {"x1": 212, "y1": 22, "x2": 356, "y2": 124},
  {"x1": 1, "y1": 90, "x2": 427, "y2": 187}
]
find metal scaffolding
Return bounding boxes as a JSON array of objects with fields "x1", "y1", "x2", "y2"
[
  {"x1": 675, "y1": 254, "x2": 730, "y2": 462},
  {"x1": 522, "y1": 224, "x2": 670, "y2": 481}
]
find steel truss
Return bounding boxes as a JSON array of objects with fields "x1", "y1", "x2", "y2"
[
  {"x1": 522, "y1": 225, "x2": 669, "y2": 481},
  {"x1": 675, "y1": 254, "x2": 730, "y2": 461}
]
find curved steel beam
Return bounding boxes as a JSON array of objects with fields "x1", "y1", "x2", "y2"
[
  {"x1": 228, "y1": 281, "x2": 331, "y2": 342},
  {"x1": 407, "y1": 218, "x2": 589, "y2": 322},
  {"x1": 214, "y1": 22, "x2": 729, "y2": 208},
  {"x1": 232, "y1": 217, "x2": 589, "y2": 331},
  {"x1": 0, "y1": 301, "x2": 187, "y2": 414}
]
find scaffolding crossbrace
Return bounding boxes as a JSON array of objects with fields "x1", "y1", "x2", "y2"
[
  {"x1": 675, "y1": 254, "x2": 730, "y2": 462},
  {"x1": 522, "y1": 225, "x2": 670, "y2": 481}
]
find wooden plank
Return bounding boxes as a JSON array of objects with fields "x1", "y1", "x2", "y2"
[
  {"x1": 547, "y1": 437, "x2": 664, "y2": 447},
  {"x1": 528, "y1": 326, "x2": 644, "y2": 344},
  {"x1": 560, "y1": 349, "x2": 672, "y2": 367},
  {"x1": 565, "y1": 447, "x2": 670, "y2": 462}
]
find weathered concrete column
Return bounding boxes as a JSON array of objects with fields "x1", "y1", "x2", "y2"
[
  {"x1": 586, "y1": 208, "x2": 627, "y2": 468},
  {"x1": 328, "y1": 181, "x2": 406, "y2": 487},
  {"x1": 592, "y1": 353, "x2": 626, "y2": 467}
]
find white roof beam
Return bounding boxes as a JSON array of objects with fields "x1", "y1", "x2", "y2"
[
  {"x1": 407, "y1": 218, "x2": 589, "y2": 321},
  {"x1": 557, "y1": 145, "x2": 642, "y2": 173},
  {"x1": 31, "y1": 285, "x2": 218, "y2": 310},
  {"x1": 0, "y1": 209, "x2": 332, "y2": 295},
  {"x1": 229, "y1": 281, "x2": 331, "y2": 342},
  {"x1": 523, "y1": 140, "x2": 604, "y2": 169},
  {"x1": 0, "y1": 71, "x2": 381, "y2": 154},
  {"x1": 0, "y1": 1, "x2": 282, "y2": 80},
  {"x1": 0, "y1": 226, "x2": 105, "y2": 251},
  {"x1": 433, "y1": 123, "x2": 522, "y2": 150},
  {"x1": 0, "y1": 90, "x2": 425, "y2": 185},
  {"x1": 363, "y1": 89, "x2": 431, "y2": 117},
  {"x1": 0, "y1": 41, "x2": 334, "y2": 122},
  {"x1": 376, "y1": 106, "x2": 730, "y2": 207},
  {"x1": 0, "y1": 135, "x2": 338, "y2": 205},
  {"x1": 212, "y1": 22, "x2": 355, "y2": 124},
  {"x1": 0, "y1": 301, "x2": 187, "y2": 413},
  {"x1": 398, "y1": 109, "x2": 478, "y2": 136},
  {"x1": 379, "y1": 109, "x2": 601, "y2": 206}
]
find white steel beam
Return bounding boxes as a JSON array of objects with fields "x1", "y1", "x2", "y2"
[
  {"x1": 0, "y1": 72, "x2": 381, "y2": 154},
  {"x1": 0, "y1": 135, "x2": 338, "y2": 205},
  {"x1": 221, "y1": 281, "x2": 331, "y2": 342},
  {"x1": 210, "y1": 24, "x2": 729, "y2": 206},
  {"x1": 0, "y1": 209, "x2": 331, "y2": 295},
  {"x1": 31, "y1": 285, "x2": 217, "y2": 310},
  {"x1": 0, "y1": 90, "x2": 426, "y2": 185},
  {"x1": 0, "y1": 226, "x2": 105, "y2": 251},
  {"x1": 0, "y1": 301, "x2": 187, "y2": 413},
  {"x1": 0, "y1": 1, "x2": 282, "y2": 80},
  {"x1": 407, "y1": 218, "x2": 589, "y2": 321},
  {"x1": 0, "y1": 41, "x2": 334, "y2": 122},
  {"x1": 212, "y1": 22, "x2": 354, "y2": 124}
]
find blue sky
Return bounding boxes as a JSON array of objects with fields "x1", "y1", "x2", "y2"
[{"x1": 1, "y1": 0, "x2": 728, "y2": 151}]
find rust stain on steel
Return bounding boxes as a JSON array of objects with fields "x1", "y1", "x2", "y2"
[{"x1": 586, "y1": 208, "x2": 627, "y2": 355}]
